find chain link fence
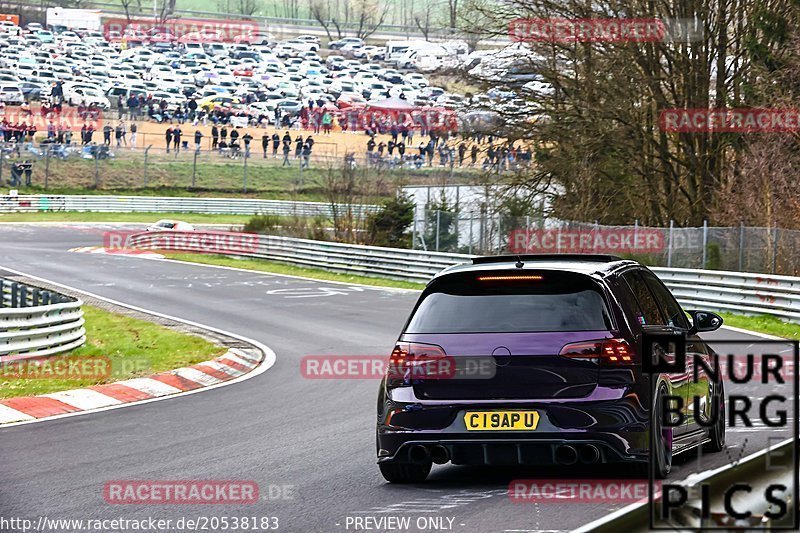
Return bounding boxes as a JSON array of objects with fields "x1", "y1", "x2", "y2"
[
  {"x1": 411, "y1": 209, "x2": 800, "y2": 276},
  {"x1": 1, "y1": 140, "x2": 482, "y2": 193}
]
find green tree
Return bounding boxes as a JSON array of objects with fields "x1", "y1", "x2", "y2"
[
  {"x1": 424, "y1": 196, "x2": 458, "y2": 252},
  {"x1": 366, "y1": 193, "x2": 415, "y2": 248}
]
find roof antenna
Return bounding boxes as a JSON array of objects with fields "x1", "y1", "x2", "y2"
[{"x1": 515, "y1": 256, "x2": 524, "y2": 269}]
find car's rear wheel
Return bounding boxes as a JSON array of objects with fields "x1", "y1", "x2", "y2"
[
  {"x1": 652, "y1": 384, "x2": 673, "y2": 478},
  {"x1": 378, "y1": 461, "x2": 431, "y2": 484},
  {"x1": 704, "y1": 380, "x2": 726, "y2": 452},
  {"x1": 634, "y1": 384, "x2": 673, "y2": 478}
]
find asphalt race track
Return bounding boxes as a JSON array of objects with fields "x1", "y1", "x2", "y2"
[{"x1": 0, "y1": 224, "x2": 794, "y2": 533}]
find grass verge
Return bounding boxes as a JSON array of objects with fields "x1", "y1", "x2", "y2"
[
  {"x1": 163, "y1": 252, "x2": 426, "y2": 290},
  {"x1": 719, "y1": 313, "x2": 800, "y2": 339},
  {"x1": 0, "y1": 304, "x2": 226, "y2": 399}
]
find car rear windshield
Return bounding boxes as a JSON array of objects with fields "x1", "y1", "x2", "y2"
[{"x1": 406, "y1": 270, "x2": 612, "y2": 333}]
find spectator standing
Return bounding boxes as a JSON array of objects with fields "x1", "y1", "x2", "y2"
[
  {"x1": 103, "y1": 124, "x2": 112, "y2": 145},
  {"x1": 165, "y1": 126, "x2": 173, "y2": 153},
  {"x1": 115, "y1": 123, "x2": 123, "y2": 147},
  {"x1": 458, "y1": 142, "x2": 466, "y2": 166},
  {"x1": 281, "y1": 140, "x2": 291, "y2": 167},
  {"x1": 470, "y1": 144, "x2": 478, "y2": 166},
  {"x1": 294, "y1": 135, "x2": 303, "y2": 159},
  {"x1": 301, "y1": 139, "x2": 311, "y2": 168},
  {"x1": 271, "y1": 132, "x2": 280, "y2": 158},
  {"x1": 194, "y1": 130, "x2": 203, "y2": 152},
  {"x1": 220, "y1": 126, "x2": 228, "y2": 147},
  {"x1": 322, "y1": 111, "x2": 332, "y2": 134},
  {"x1": 262, "y1": 132, "x2": 269, "y2": 158},
  {"x1": 211, "y1": 125, "x2": 219, "y2": 149},
  {"x1": 173, "y1": 126, "x2": 182, "y2": 153},
  {"x1": 230, "y1": 127, "x2": 240, "y2": 147},
  {"x1": 130, "y1": 122, "x2": 137, "y2": 150}
]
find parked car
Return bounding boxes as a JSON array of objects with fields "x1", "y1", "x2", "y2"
[{"x1": 329, "y1": 37, "x2": 364, "y2": 50}]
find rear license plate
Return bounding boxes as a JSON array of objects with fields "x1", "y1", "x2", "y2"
[{"x1": 464, "y1": 411, "x2": 540, "y2": 431}]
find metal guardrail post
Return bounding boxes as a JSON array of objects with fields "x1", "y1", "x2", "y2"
[
  {"x1": 469, "y1": 212, "x2": 474, "y2": 255},
  {"x1": 192, "y1": 150, "x2": 198, "y2": 188},
  {"x1": 773, "y1": 225, "x2": 779, "y2": 274},
  {"x1": 44, "y1": 147, "x2": 50, "y2": 189},
  {"x1": 667, "y1": 220, "x2": 674, "y2": 267},
  {"x1": 435, "y1": 210, "x2": 440, "y2": 252},
  {"x1": 243, "y1": 153, "x2": 248, "y2": 193},
  {"x1": 11, "y1": 282, "x2": 18, "y2": 308},
  {"x1": 19, "y1": 285, "x2": 27, "y2": 308},
  {"x1": 144, "y1": 145, "x2": 152, "y2": 188},
  {"x1": 411, "y1": 205, "x2": 417, "y2": 250},
  {"x1": 739, "y1": 222, "x2": 745, "y2": 271},
  {"x1": 701, "y1": 219, "x2": 708, "y2": 268}
]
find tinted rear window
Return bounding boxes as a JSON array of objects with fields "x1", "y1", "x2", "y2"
[{"x1": 406, "y1": 271, "x2": 612, "y2": 333}]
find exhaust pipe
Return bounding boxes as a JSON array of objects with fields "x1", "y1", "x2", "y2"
[
  {"x1": 555, "y1": 445, "x2": 578, "y2": 465},
  {"x1": 579, "y1": 444, "x2": 601, "y2": 464},
  {"x1": 430, "y1": 445, "x2": 449, "y2": 465},
  {"x1": 408, "y1": 444, "x2": 430, "y2": 463}
]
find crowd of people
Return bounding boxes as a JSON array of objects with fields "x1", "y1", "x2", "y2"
[
  {"x1": 363, "y1": 130, "x2": 532, "y2": 171},
  {"x1": 1, "y1": 80, "x2": 527, "y2": 175}
]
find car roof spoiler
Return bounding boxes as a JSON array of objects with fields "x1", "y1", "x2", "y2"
[{"x1": 472, "y1": 254, "x2": 624, "y2": 265}]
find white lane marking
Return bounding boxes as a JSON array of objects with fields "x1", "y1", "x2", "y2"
[
  {"x1": 0, "y1": 404, "x2": 35, "y2": 423},
  {"x1": 122, "y1": 377, "x2": 183, "y2": 397},
  {"x1": 67, "y1": 249, "x2": 421, "y2": 293},
  {"x1": 353, "y1": 489, "x2": 507, "y2": 514},
  {"x1": 265, "y1": 286, "x2": 367, "y2": 298},
  {"x1": 720, "y1": 324, "x2": 786, "y2": 340},
  {"x1": 0, "y1": 266, "x2": 277, "y2": 428},
  {"x1": 41, "y1": 389, "x2": 122, "y2": 410}
]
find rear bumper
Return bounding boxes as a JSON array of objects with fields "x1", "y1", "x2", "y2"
[
  {"x1": 377, "y1": 386, "x2": 649, "y2": 465},
  {"x1": 377, "y1": 435, "x2": 644, "y2": 466}
]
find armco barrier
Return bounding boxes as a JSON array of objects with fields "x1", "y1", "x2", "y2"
[
  {"x1": 0, "y1": 195, "x2": 379, "y2": 218},
  {"x1": 129, "y1": 231, "x2": 800, "y2": 321},
  {"x1": 0, "y1": 279, "x2": 86, "y2": 361}
]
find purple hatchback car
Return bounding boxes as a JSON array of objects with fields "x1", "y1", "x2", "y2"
[{"x1": 376, "y1": 255, "x2": 726, "y2": 483}]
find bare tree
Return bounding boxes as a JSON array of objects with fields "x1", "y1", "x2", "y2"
[
  {"x1": 236, "y1": 0, "x2": 258, "y2": 16},
  {"x1": 461, "y1": 0, "x2": 799, "y2": 226},
  {"x1": 351, "y1": 0, "x2": 391, "y2": 40},
  {"x1": 309, "y1": 0, "x2": 344, "y2": 41},
  {"x1": 413, "y1": 4, "x2": 433, "y2": 40}
]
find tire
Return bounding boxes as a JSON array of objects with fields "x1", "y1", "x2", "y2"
[
  {"x1": 704, "y1": 380, "x2": 726, "y2": 452},
  {"x1": 651, "y1": 384, "x2": 673, "y2": 479},
  {"x1": 378, "y1": 461, "x2": 431, "y2": 483}
]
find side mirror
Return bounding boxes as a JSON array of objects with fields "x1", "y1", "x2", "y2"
[{"x1": 686, "y1": 310, "x2": 723, "y2": 334}]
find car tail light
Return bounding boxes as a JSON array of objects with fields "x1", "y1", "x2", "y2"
[
  {"x1": 386, "y1": 342, "x2": 447, "y2": 388},
  {"x1": 559, "y1": 338, "x2": 635, "y2": 365}
]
